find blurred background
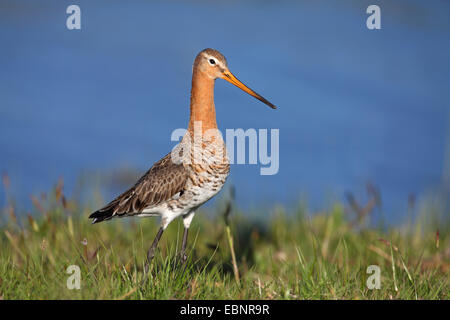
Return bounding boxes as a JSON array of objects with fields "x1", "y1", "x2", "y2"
[{"x1": 0, "y1": 0, "x2": 449, "y2": 225}]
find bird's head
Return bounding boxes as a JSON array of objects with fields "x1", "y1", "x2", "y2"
[{"x1": 193, "y1": 48, "x2": 277, "y2": 109}]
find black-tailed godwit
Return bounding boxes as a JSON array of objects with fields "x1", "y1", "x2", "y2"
[{"x1": 89, "y1": 48, "x2": 276, "y2": 274}]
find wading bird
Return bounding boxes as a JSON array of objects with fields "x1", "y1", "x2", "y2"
[{"x1": 89, "y1": 48, "x2": 276, "y2": 274}]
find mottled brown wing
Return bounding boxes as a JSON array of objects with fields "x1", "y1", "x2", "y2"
[{"x1": 89, "y1": 153, "x2": 188, "y2": 223}]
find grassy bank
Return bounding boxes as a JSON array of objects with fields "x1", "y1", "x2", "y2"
[{"x1": 0, "y1": 184, "x2": 448, "y2": 300}]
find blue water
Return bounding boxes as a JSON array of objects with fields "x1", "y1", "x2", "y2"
[{"x1": 1, "y1": 0, "x2": 449, "y2": 223}]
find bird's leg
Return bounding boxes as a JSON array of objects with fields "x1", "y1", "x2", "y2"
[
  {"x1": 178, "y1": 212, "x2": 194, "y2": 265},
  {"x1": 143, "y1": 227, "x2": 164, "y2": 276},
  {"x1": 179, "y1": 227, "x2": 189, "y2": 265}
]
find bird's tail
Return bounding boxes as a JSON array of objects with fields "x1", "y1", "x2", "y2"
[{"x1": 89, "y1": 207, "x2": 114, "y2": 224}]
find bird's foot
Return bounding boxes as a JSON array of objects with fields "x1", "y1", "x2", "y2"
[{"x1": 176, "y1": 252, "x2": 188, "y2": 267}]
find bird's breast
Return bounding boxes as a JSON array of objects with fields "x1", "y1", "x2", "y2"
[{"x1": 165, "y1": 133, "x2": 230, "y2": 211}]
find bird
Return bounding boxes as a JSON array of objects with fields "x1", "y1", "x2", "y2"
[{"x1": 89, "y1": 48, "x2": 276, "y2": 274}]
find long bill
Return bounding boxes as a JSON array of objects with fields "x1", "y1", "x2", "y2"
[{"x1": 222, "y1": 70, "x2": 277, "y2": 109}]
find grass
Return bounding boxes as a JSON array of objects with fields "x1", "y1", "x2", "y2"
[{"x1": 0, "y1": 181, "x2": 448, "y2": 300}]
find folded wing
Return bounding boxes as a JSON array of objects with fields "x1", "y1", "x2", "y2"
[{"x1": 89, "y1": 153, "x2": 188, "y2": 223}]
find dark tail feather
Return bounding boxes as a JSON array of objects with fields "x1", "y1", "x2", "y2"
[{"x1": 89, "y1": 208, "x2": 114, "y2": 224}]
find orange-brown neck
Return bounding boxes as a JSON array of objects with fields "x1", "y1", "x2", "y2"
[{"x1": 188, "y1": 69, "x2": 217, "y2": 135}]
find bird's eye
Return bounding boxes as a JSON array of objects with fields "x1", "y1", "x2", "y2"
[{"x1": 209, "y1": 59, "x2": 216, "y2": 65}]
